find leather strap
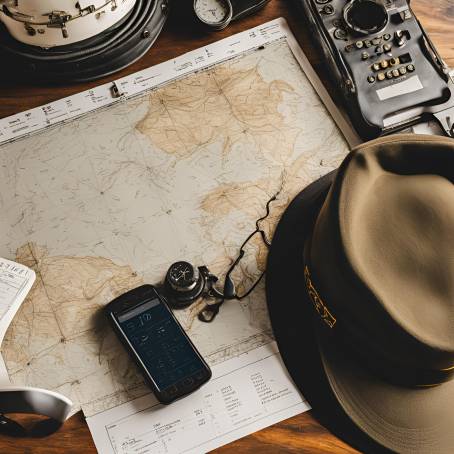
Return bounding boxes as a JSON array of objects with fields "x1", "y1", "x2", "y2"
[{"x1": 230, "y1": 0, "x2": 270, "y2": 21}]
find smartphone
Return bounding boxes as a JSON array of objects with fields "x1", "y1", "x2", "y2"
[{"x1": 105, "y1": 285, "x2": 211, "y2": 404}]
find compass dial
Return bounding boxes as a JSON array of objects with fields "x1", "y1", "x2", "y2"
[
  {"x1": 166, "y1": 261, "x2": 200, "y2": 292},
  {"x1": 194, "y1": 0, "x2": 233, "y2": 28}
]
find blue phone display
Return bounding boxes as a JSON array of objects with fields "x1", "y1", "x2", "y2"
[{"x1": 117, "y1": 298, "x2": 206, "y2": 391}]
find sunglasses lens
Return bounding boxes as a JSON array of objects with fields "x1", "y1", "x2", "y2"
[{"x1": 223, "y1": 276, "x2": 236, "y2": 299}]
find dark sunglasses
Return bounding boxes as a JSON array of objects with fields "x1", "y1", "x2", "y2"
[{"x1": 198, "y1": 186, "x2": 281, "y2": 322}]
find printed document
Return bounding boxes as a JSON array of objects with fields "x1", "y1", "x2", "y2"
[
  {"x1": 87, "y1": 343, "x2": 310, "y2": 453},
  {"x1": 0, "y1": 258, "x2": 35, "y2": 384}
]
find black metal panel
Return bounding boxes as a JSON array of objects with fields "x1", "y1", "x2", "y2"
[{"x1": 294, "y1": 0, "x2": 454, "y2": 139}]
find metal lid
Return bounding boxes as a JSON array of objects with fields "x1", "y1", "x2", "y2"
[{"x1": 0, "y1": 0, "x2": 136, "y2": 47}]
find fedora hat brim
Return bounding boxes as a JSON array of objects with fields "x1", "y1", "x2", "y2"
[{"x1": 266, "y1": 170, "x2": 454, "y2": 454}]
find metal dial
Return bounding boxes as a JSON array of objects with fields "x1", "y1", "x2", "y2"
[
  {"x1": 193, "y1": 0, "x2": 233, "y2": 29},
  {"x1": 167, "y1": 261, "x2": 200, "y2": 292},
  {"x1": 343, "y1": 0, "x2": 389, "y2": 36}
]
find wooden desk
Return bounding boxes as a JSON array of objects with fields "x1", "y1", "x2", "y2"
[{"x1": 0, "y1": 1, "x2": 452, "y2": 453}]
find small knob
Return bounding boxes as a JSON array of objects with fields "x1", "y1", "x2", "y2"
[
  {"x1": 394, "y1": 30, "x2": 407, "y2": 47},
  {"x1": 389, "y1": 57, "x2": 400, "y2": 66}
]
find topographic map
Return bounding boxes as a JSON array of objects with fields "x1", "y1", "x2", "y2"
[{"x1": 0, "y1": 39, "x2": 350, "y2": 417}]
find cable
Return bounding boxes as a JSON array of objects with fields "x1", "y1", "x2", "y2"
[{"x1": 198, "y1": 187, "x2": 283, "y2": 323}]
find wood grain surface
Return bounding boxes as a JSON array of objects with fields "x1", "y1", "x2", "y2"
[{"x1": 0, "y1": 1, "x2": 452, "y2": 453}]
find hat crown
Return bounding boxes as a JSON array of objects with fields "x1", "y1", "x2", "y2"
[
  {"x1": 308, "y1": 136, "x2": 454, "y2": 385},
  {"x1": 346, "y1": 156, "x2": 454, "y2": 351}
]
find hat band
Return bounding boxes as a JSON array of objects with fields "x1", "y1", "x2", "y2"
[
  {"x1": 303, "y1": 264, "x2": 454, "y2": 388},
  {"x1": 303, "y1": 266, "x2": 336, "y2": 328}
]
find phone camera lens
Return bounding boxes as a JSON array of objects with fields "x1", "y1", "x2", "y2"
[{"x1": 343, "y1": 0, "x2": 389, "y2": 35}]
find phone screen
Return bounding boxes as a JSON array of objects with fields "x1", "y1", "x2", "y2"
[{"x1": 116, "y1": 298, "x2": 207, "y2": 392}]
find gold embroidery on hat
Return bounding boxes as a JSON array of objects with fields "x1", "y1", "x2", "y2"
[{"x1": 304, "y1": 266, "x2": 336, "y2": 328}]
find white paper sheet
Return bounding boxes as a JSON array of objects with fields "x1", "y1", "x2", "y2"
[
  {"x1": 0, "y1": 258, "x2": 35, "y2": 343},
  {"x1": 86, "y1": 342, "x2": 310, "y2": 454},
  {"x1": 0, "y1": 258, "x2": 36, "y2": 384}
]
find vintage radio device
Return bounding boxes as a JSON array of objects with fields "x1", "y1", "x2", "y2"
[{"x1": 296, "y1": 0, "x2": 454, "y2": 139}]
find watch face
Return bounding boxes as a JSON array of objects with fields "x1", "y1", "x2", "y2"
[
  {"x1": 194, "y1": 0, "x2": 232, "y2": 26},
  {"x1": 167, "y1": 261, "x2": 199, "y2": 291}
]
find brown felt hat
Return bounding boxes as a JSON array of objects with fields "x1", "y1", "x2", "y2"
[{"x1": 266, "y1": 134, "x2": 454, "y2": 453}]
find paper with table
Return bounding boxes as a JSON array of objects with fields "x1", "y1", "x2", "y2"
[
  {"x1": 0, "y1": 258, "x2": 35, "y2": 385},
  {"x1": 0, "y1": 18, "x2": 356, "y2": 452},
  {"x1": 87, "y1": 343, "x2": 308, "y2": 454}
]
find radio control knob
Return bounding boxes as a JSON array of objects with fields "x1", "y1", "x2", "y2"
[
  {"x1": 322, "y1": 4, "x2": 335, "y2": 15},
  {"x1": 343, "y1": 0, "x2": 389, "y2": 35},
  {"x1": 394, "y1": 30, "x2": 408, "y2": 47},
  {"x1": 334, "y1": 28, "x2": 348, "y2": 40},
  {"x1": 389, "y1": 57, "x2": 400, "y2": 66}
]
